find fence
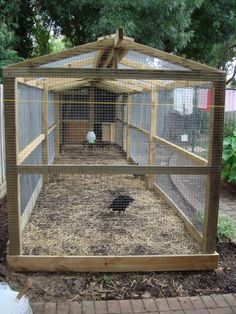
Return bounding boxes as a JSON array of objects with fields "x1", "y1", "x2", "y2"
[{"x1": 0, "y1": 84, "x2": 6, "y2": 199}]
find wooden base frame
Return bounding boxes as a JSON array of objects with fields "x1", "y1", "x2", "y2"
[{"x1": 7, "y1": 253, "x2": 218, "y2": 272}]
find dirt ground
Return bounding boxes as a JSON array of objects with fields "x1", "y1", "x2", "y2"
[
  {"x1": 0, "y1": 207, "x2": 235, "y2": 302},
  {"x1": 22, "y1": 147, "x2": 200, "y2": 256},
  {"x1": 0, "y1": 146, "x2": 235, "y2": 301}
]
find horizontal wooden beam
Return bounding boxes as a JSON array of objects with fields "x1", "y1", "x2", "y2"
[
  {"x1": 17, "y1": 78, "x2": 44, "y2": 89},
  {"x1": 5, "y1": 38, "x2": 113, "y2": 68},
  {"x1": 17, "y1": 164, "x2": 215, "y2": 175},
  {"x1": 18, "y1": 134, "x2": 45, "y2": 164},
  {"x1": 7, "y1": 253, "x2": 218, "y2": 272},
  {"x1": 3, "y1": 67, "x2": 225, "y2": 82},
  {"x1": 120, "y1": 122, "x2": 208, "y2": 166},
  {"x1": 154, "y1": 136, "x2": 208, "y2": 166},
  {"x1": 129, "y1": 123, "x2": 149, "y2": 136},
  {"x1": 51, "y1": 79, "x2": 91, "y2": 91},
  {"x1": 47, "y1": 123, "x2": 56, "y2": 135},
  {"x1": 104, "y1": 80, "x2": 144, "y2": 92},
  {"x1": 96, "y1": 82, "x2": 133, "y2": 94}
]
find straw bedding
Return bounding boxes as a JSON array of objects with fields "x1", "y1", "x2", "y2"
[{"x1": 23, "y1": 145, "x2": 200, "y2": 256}]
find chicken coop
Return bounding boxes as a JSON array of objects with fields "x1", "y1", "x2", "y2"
[{"x1": 3, "y1": 28, "x2": 226, "y2": 272}]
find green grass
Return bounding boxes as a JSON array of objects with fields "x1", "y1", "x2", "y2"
[{"x1": 198, "y1": 211, "x2": 236, "y2": 241}]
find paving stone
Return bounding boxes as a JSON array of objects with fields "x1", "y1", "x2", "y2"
[
  {"x1": 31, "y1": 302, "x2": 45, "y2": 314},
  {"x1": 57, "y1": 302, "x2": 69, "y2": 314},
  {"x1": 189, "y1": 296, "x2": 206, "y2": 310},
  {"x1": 155, "y1": 298, "x2": 170, "y2": 311},
  {"x1": 107, "y1": 300, "x2": 121, "y2": 313},
  {"x1": 177, "y1": 297, "x2": 194, "y2": 310},
  {"x1": 119, "y1": 299, "x2": 133, "y2": 313},
  {"x1": 44, "y1": 302, "x2": 57, "y2": 314},
  {"x1": 184, "y1": 310, "x2": 209, "y2": 314},
  {"x1": 69, "y1": 302, "x2": 82, "y2": 314},
  {"x1": 143, "y1": 298, "x2": 158, "y2": 312},
  {"x1": 201, "y1": 295, "x2": 218, "y2": 309},
  {"x1": 222, "y1": 294, "x2": 236, "y2": 306},
  {"x1": 211, "y1": 294, "x2": 229, "y2": 307},
  {"x1": 82, "y1": 300, "x2": 95, "y2": 314},
  {"x1": 160, "y1": 311, "x2": 185, "y2": 314},
  {"x1": 94, "y1": 300, "x2": 108, "y2": 313},
  {"x1": 131, "y1": 299, "x2": 146, "y2": 313},
  {"x1": 208, "y1": 307, "x2": 234, "y2": 314},
  {"x1": 166, "y1": 297, "x2": 182, "y2": 310}
]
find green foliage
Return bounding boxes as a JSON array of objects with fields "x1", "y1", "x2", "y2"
[
  {"x1": 0, "y1": 0, "x2": 23, "y2": 82},
  {"x1": 102, "y1": 274, "x2": 111, "y2": 285},
  {"x1": 0, "y1": 0, "x2": 236, "y2": 74},
  {"x1": 198, "y1": 211, "x2": 236, "y2": 241},
  {"x1": 224, "y1": 117, "x2": 236, "y2": 137},
  {"x1": 181, "y1": 0, "x2": 236, "y2": 68},
  {"x1": 217, "y1": 215, "x2": 236, "y2": 241},
  {"x1": 38, "y1": 0, "x2": 203, "y2": 52},
  {"x1": 221, "y1": 129, "x2": 236, "y2": 182}
]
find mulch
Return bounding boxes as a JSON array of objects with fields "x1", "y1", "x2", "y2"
[
  {"x1": 0, "y1": 196, "x2": 236, "y2": 302},
  {"x1": 0, "y1": 197, "x2": 7, "y2": 260}
]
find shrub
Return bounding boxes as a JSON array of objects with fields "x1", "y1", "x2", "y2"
[
  {"x1": 197, "y1": 211, "x2": 236, "y2": 241},
  {"x1": 221, "y1": 129, "x2": 236, "y2": 182}
]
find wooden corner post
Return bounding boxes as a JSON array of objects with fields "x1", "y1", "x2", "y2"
[
  {"x1": 126, "y1": 94, "x2": 132, "y2": 159},
  {"x1": 146, "y1": 87, "x2": 157, "y2": 190},
  {"x1": 203, "y1": 80, "x2": 225, "y2": 253},
  {"x1": 42, "y1": 83, "x2": 49, "y2": 183},
  {"x1": 4, "y1": 77, "x2": 22, "y2": 255}
]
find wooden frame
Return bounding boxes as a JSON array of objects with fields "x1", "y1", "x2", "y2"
[
  {"x1": 4, "y1": 67, "x2": 225, "y2": 82},
  {"x1": 7, "y1": 253, "x2": 218, "y2": 272},
  {"x1": 146, "y1": 87, "x2": 157, "y2": 189},
  {"x1": 3, "y1": 29, "x2": 226, "y2": 272}
]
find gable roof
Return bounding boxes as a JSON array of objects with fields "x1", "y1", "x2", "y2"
[
  {"x1": 6, "y1": 28, "x2": 223, "y2": 73},
  {"x1": 5, "y1": 28, "x2": 225, "y2": 93}
]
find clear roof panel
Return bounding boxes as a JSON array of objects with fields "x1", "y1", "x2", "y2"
[
  {"x1": 40, "y1": 51, "x2": 96, "y2": 68},
  {"x1": 118, "y1": 63, "x2": 133, "y2": 69},
  {"x1": 124, "y1": 51, "x2": 190, "y2": 71}
]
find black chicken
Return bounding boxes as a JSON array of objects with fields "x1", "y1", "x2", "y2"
[{"x1": 109, "y1": 195, "x2": 134, "y2": 213}]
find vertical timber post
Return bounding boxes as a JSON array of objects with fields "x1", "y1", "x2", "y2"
[
  {"x1": 122, "y1": 94, "x2": 128, "y2": 152},
  {"x1": 126, "y1": 94, "x2": 132, "y2": 160},
  {"x1": 4, "y1": 77, "x2": 22, "y2": 255},
  {"x1": 88, "y1": 85, "x2": 95, "y2": 131},
  {"x1": 203, "y1": 80, "x2": 225, "y2": 253},
  {"x1": 42, "y1": 83, "x2": 49, "y2": 183},
  {"x1": 55, "y1": 93, "x2": 60, "y2": 158},
  {"x1": 146, "y1": 87, "x2": 157, "y2": 190}
]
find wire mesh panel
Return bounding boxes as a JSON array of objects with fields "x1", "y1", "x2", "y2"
[
  {"x1": 22, "y1": 172, "x2": 201, "y2": 256},
  {"x1": 3, "y1": 29, "x2": 226, "y2": 268},
  {"x1": 156, "y1": 83, "x2": 212, "y2": 160}
]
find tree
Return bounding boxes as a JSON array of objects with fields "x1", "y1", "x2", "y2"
[
  {"x1": 0, "y1": 0, "x2": 22, "y2": 82},
  {"x1": 38, "y1": 0, "x2": 203, "y2": 52},
  {"x1": 181, "y1": 0, "x2": 236, "y2": 69}
]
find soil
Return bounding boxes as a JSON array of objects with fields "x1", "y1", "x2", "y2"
[
  {"x1": 1, "y1": 196, "x2": 236, "y2": 302},
  {"x1": 0, "y1": 146, "x2": 235, "y2": 301}
]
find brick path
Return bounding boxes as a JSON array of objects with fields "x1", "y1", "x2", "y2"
[
  {"x1": 220, "y1": 186, "x2": 236, "y2": 221},
  {"x1": 220, "y1": 185, "x2": 236, "y2": 242},
  {"x1": 31, "y1": 294, "x2": 236, "y2": 313}
]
